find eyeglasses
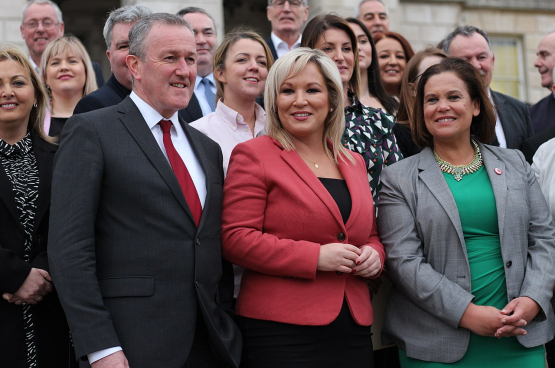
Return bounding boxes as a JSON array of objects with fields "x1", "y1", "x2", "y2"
[
  {"x1": 271, "y1": 0, "x2": 304, "y2": 8},
  {"x1": 22, "y1": 19, "x2": 59, "y2": 30}
]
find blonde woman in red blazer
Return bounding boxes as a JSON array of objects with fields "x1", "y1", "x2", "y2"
[{"x1": 222, "y1": 48, "x2": 385, "y2": 368}]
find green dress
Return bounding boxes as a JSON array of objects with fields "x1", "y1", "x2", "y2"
[{"x1": 399, "y1": 166, "x2": 545, "y2": 367}]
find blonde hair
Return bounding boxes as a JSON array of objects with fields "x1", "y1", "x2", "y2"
[
  {"x1": 265, "y1": 48, "x2": 355, "y2": 164},
  {"x1": 213, "y1": 27, "x2": 274, "y2": 104},
  {"x1": 40, "y1": 34, "x2": 98, "y2": 98},
  {"x1": 0, "y1": 45, "x2": 54, "y2": 144}
]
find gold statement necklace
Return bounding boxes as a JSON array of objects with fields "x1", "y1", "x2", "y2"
[{"x1": 433, "y1": 140, "x2": 483, "y2": 181}]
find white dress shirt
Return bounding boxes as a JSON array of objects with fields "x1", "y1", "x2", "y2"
[
  {"x1": 194, "y1": 72, "x2": 217, "y2": 117},
  {"x1": 532, "y1": 137, "x2": 555, "y2": 223},
  {"x1": 190, "y1": 99, "x2": 266, "y2": 175},
  {"x1": 87, "y1": 92, "x2": 207, "y2": 365},
  {"x1": 270, "y1": 32, "x2": 302, "y2": 58},
  {"x1": 488, "y1": 88, "x2": 507, "y2": 148},
  {"x1": 28, "y1": 56, "x2": 40, "y2": 75}
]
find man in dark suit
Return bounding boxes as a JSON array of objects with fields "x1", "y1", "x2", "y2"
[
  {"x1": 443, "y1": 26, "x2": 533, "y2": 150},
  {"x1": 177, "y1": 7, "x2": 219, "y2": 123},
  {"x1": 21, "y1": 0, "x2": 105, "y2": 87},
  {"x1": 74, "y1": 5, "x2": 152, "y2": 114},
  {"x1": 529, "y1": 31, "x2": 555, "y2": 135},
  {"x1": 48, "y1": 13, "x2": 241, "y2": 368},
  {"x1": 265, "y1": 0, "x2": 309, "y2": 60}
]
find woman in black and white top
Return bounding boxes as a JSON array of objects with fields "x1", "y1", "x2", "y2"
[{"x1": 0, "y1": 45, "x2": 75, "y2": 367}]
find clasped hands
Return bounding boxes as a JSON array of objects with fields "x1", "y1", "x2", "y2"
[
  {"x1": 460, "y1": 297, "x2": 541, "y2": 338},
  {"x1": 317, "y1": 243, "x2": 381, "y2": 277},
  {"x1": 2, "y1": 268, "x2": 53, "y2": 306}
]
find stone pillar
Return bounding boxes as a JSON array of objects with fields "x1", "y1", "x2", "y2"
[{"x1": 0, "y1": 0, "x2": 28, "y2": 51}]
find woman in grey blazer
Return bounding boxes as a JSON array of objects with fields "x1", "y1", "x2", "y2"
[{"x1": 378, "y1": 58, "x2": 555, "y2": 367}]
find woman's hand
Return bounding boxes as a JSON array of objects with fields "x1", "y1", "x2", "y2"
[
  {"x1": 494, "y1": 297, "x2": 541, "y2": 338},
  {"x1": 317, "y1": 243, "x2": 361, "y2": 273},
  {"x1": 2, "y1": 268, "x2": 52, "y2": 305},
  {"x1": 353, "y1": 246, "x2": 382, "y2": 278},
  {"x1": 459, "y1": 303, "x2": 507, "y2": 336}
]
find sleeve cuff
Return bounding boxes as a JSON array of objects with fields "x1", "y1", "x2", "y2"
[{"x1": 88, "y1": 347, "x2": 122, "y2": 364}]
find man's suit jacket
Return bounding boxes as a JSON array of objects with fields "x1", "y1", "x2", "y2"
[
  {"x1": 492, "y1": 90, "x2": 533, "y2": 150},
  {"x1": 180, "y1": 93, "x2": 204, "y2": 123},
  {"x1": 265, "y1": 37, "x2": 279, "y2": 61},
  {"x1": 0, "y1": 132, "x2": 74, "y2": 367},
  {"x1": 377, "y1": 143, "x2": 555, "y2": 363},
  {"x1": 529, "y1": 93, "x2": 555, "y2": 135},
  {"x1": 521, "y1": 125, "x2": 555, "y2": 164},
  {"x1": 222, "y1": 136, "x2": 385, "y2": 326},
  {"x1": 48, "y1": 97, "x2": 241, "y2": 368},
  {"x1": 74, "y1": 74, "x2": 130, "y2": 115}
]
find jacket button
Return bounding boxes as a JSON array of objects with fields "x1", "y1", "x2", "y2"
[
  {"x1": 506, "y1": 261, "x2": 512, "y2": 268},
  {"x1": 196, "y1": 238, "x2": 201, "y2": 246},
  {"x1": 337, "y1": 233, "x2": 346, "y2": 241}
]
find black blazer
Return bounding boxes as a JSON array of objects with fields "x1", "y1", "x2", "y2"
[
  {"x1": 521, "y1": 125, "x2": 555, "y2": 164},
  {"x1": 179, "y1": 93, "x2": 203, "y2": 123},
  {"x1": 0, "y1": 131, "x2": 74, "y2": 367},
  {"x1": 49, "y1": 97, "x2": 241, "y2": 367},
  {"x1": 492, "y1": 90, "x2": 533, "y2": 150},
  {"x1": 265, "y1": 37, "x2": 279, "y2": 61},
  {"x1": 529, "y1": 94, "x2": 555, "y2": 135},
  {"x1": 74, "y1": 74, "x2": 130, "y2": 115}
]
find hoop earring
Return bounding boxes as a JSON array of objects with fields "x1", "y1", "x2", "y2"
[{"x1": 33, "y1": 102, "x2": 37, "y2": 108}]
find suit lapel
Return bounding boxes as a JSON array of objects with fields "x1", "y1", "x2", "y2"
[
  {"x1": 418, "y1": 148, "x2": 466, "y2": 248},
  {"x1": 279, "y1": 142, "x2": 345, "y2": 230},
  {"x1": 491, "y1": 90, "x2": 512, "y2": 148},
  {"x1": 118, "y1": 97, "x2": 196, "y2": 223},
  {"x1": 480, "y1": 143, "x2": 506, "y2": 244},
  {"x1": 179, "y1": 93, "x2": 203, "y2": 123},
  {"x1": 32, "y1": 132, "x2": 56, "y2": 235}
]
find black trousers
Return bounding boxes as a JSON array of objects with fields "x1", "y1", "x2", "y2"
[{"x1": 237, "y1": 300, "x2": 374, "y2": 368}]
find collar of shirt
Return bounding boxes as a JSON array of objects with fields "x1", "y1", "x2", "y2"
[
  {"x1": 194, "y1": 72, "x2": 216, "y2": 91},
  {"x1": 215, "y1": 99, "x2": 266, "y2": 133},
  {"x1": 28, "y1": 55, "x2": 39, "y2": 75},
  {"x1": 0, "y1": 131, "x2": 32, "y2": 157},
  {"x1": 130, "y1": 91, "x2": 180, "y2": 130},
  {"x1": 271, "y1": 32, "x2": 302, "y2": 58}
]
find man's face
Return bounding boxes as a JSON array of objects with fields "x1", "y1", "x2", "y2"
[
  {"x1": 358, "y1": 0, "x2": 389, "y2": 38},
  {"x1": 127, "y1": 24, "x2": 197, "y2": 118},
  {"x1": 534, "y1": 33, "x2": 555, "y2": 89},
  {"x1": 448, "y1": 32, "x2": 495, "y2": 88},
  {"x1": 182, "y1": 12, "x2": 217, "y2": 78},
  {"x1": 107, "y1": 22, "x2": 136, "y2": 90},
  {"x1": 267, "y1": 0, "x2": 309, "y2": 37},
  {"x1": 20, "y1": 3, "x2": 64, "y2": 62}
]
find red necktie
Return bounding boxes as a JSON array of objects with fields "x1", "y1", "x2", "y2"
[{"x1": 159, "y1": 120, "x2": 202, "y2": 226}]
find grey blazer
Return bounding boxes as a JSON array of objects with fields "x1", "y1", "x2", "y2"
[
  {"x1": 48, "y1": 97, "x2": 241, "y2": 368},
  {"x1": 377, "y1": 143, "x2": 555, "y2": 363}
]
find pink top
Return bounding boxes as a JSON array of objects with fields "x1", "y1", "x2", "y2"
[{"x1": 190, "y1": 100, "x2": 266, "y2": 175}]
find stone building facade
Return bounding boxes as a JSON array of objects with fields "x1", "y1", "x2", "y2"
[{"x1": 2, "y1": 0, "x2": 554, "y2": 104}]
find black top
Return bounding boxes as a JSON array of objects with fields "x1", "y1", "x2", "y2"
[
  {"x1": 318, "y1": 178, "x2": 352, "y2": 224},
  {"x1": 49, "y1": 117, "x2": 68, "y2": 137},
  {"x1": 393, "y1": 122, "x2": 421, "y2": 158}
]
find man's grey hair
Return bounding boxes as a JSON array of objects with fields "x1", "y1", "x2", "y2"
[
  {"x1": 129, "y1": 13, "x2": 193, "y2": 61},
  {"x1": 267, "y1": 0, "x2": 308, "y2": 7},
  {"x1": 103, "y1": 5, "x2": 152, "y2": 49},
  {"x1": 22, "y1": 0, "x2": 63, "y2": 24},
  {"x1": 354, "y1": 0, "x2": 387, "y2": 18},
  {"x1": 443, "y1": 25, "x2": 492, "y2": 54},
  {"x1": 176, "y1": 6, "x2": 217, "y2": 34}
]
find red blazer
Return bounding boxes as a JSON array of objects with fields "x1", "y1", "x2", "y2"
[{"x1": 222, "y1": 135, "x2": 385, "y2": 326}]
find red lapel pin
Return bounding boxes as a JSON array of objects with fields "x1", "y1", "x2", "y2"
[{"x1": 494, "y1": 168, "x2": 502, "y2": 175}]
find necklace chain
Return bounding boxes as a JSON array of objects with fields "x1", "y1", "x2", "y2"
[
  {"x1": 433, "y1": 140, "x2": 483, "y2": 181},
  {"x1": 298, "y1": 152, "x2": 324, "y2": 169}
]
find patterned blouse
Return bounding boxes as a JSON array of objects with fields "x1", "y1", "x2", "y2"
[
  {"x1": 342, "y1": 93, "x2": 402, "y2": 205},
  {"x1": 0, "y1": 132, "x2": 39, "y2": 367}
]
